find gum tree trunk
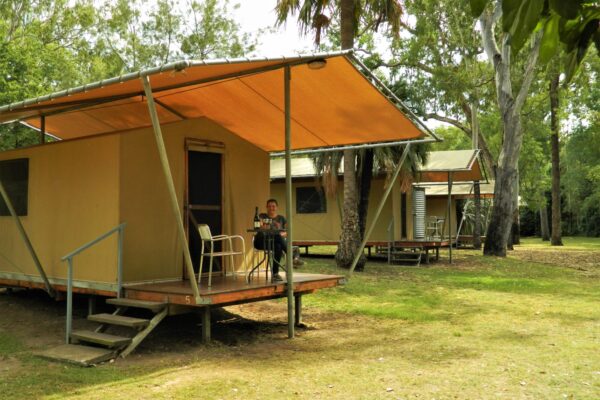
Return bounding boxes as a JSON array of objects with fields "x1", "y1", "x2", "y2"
[
  {"x1": 549, "y1": 72, "x2": 563, "y2": 246},
  {"x1": 479, "y1": 7, "x2": 541, "y2": 256},
  {"x1": 473, "y1": 180, "x2": 482, "y2": 249},
  {"x1": 540, "y1": 206, "x2": 550, "y2": 241}
]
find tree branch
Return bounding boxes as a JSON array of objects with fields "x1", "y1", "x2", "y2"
[
  {"x1": 514, "y1": 31, "x2": 542, "y2": 115},
  {"x1": 424, "y1": 113, "x2": 471, "y2": 133},
  {"x1": 480, "y1": 6, "x2": 513, "y2": 118}
]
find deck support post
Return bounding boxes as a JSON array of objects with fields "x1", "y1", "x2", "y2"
[
  {"x1": 284, "y1": 65, "x2": 295, "y2": 339},
  {"x1": 447, "y1": 172, "x2": 453, "y2": 264},
  {"x1": 141, "y1": 76, "x2": 201, "y2": 304},
  {"x1": 202, "y1": 306, "x2": 211, "y2": 343},
  {"x1": 88, "y1": 295, "x2": 97, "y2": 316},
  {"x1": 349, "y1": 143, "x2": 411, "y2": 275},
  {"x1": 294, "y1": 294, "x2": 302, "y2": 326},
  {"x1": 0, "y1": 179, "x2": 54, "y2": 298}
]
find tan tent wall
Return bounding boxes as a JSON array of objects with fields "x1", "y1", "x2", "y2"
[
  {"x1": 426, "y1": 197, "x2": 458, "y2": 237},
  {"x1": 271, "y1": 177, "x2": 395, "y2": 242},
  {"x1": 0, "y1": 136, "x2": 120, "y2": 284},
  {"x1": 0, "y1": 117, "x2": 269, "y2": 288},
  {"x1": 271, "y1": 176, "x2": 461, "y2": 244},
  {"x1": 119, "y1": 118, "x2": 269, "y2": 283}
]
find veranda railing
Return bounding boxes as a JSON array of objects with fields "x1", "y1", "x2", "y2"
[{"x1": 60, "y1": 223, "x2": 126, "y2": 344}]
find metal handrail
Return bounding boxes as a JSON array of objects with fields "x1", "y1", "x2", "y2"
[{"x1": 60, "y1": 222, "x2": 126, "y2": 344}]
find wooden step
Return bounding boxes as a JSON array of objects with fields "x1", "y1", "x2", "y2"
[
  {"x1": 37, "y1": 344, "x2": 115, "y2": 366},
  {"x1": 71, "y1": 330, "x2": 132, "y2": 348},
  {"x1": 88, "y1": 313, "x2": 149, "y2": 329},
  {"x1": 106, "y1": 298, "x2": 167, "y2": 313}
]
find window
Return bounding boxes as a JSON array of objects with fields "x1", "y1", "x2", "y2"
[
  {"x1": 296, "y1": 186, "x2": 326, "y2": 214},
  {"x1": 0, "y1": 158, "x2": 29, "y2": 216}
]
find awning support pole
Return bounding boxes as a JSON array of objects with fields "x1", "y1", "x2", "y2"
[
  {"x1": 141, "y1": 76, "x2": 201, "y2": 303},
  {"x1": 284, "y1": 65, "x2": 295, "y2": 339},
  {"x1": 0, "y1": 179, "x2": 54, "y2": 298},
  {"x1": 349, "y1": 143, "x2": 411, "y2": 276},
  {"x1": 40, "y1": 115, "x2": 45, "y2": 144},
  {"x1": 448, "y1": 172, "x2": 453, "y2": 264}
]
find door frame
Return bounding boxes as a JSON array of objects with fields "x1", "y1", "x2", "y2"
[{"x1": 183, "y1": 138, "x2": 226, "y2": 280}]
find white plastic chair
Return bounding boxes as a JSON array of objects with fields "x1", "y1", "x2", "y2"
[{"x1": 197, "y1": 224, "x2": 247, "y2": 288}]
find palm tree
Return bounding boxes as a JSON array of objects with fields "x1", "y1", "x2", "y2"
[
  {"x1": 276, "y1": 0, "x2": 403, "y2": 269},
  {"x1": 311, "y1": 143, "x2": 430, "y2": 254}
]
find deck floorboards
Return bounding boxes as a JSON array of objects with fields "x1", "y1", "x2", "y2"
[{"x1": 123, "y1": 272, "x2": 344, "y2": 307}]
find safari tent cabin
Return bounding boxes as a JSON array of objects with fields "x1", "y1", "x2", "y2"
[
  {"x1": 0, "y1": 52, "x2": 436, "y2": 303},
  {"x1": 269, "y1": 149, "x2": 488, "y2": 247},
  {"x1": 0, "y1": 119, "x2": 268, "y2": 294}
]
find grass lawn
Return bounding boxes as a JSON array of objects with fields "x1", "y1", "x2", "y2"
[{"x1": 1, "y1": 238, "x2": 599, "y2": 399}]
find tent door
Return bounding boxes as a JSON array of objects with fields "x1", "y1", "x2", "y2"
[{"x1": 186, "y1": 147, "x2": 223, "y2": 278}]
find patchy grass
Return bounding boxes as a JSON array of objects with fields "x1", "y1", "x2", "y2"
[
  {"x1": 1, "y1": 242, "x2": 600, "y2": 399},
  {"x1": 519, "y1": 236, "x2": 600, "y2": 251}
]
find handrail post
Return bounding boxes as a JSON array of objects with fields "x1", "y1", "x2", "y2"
[
  {"x1": 387, "y1": 218, "x2": 394, "y2": 264},
  {"x1": 61, "y1": 223, "x2": 127, "y2": 343},
  {"x1": 66, "y1": 258, "x2": 73, "y2": 344},
  {"x1": 117, "y1": 225, "x2": 124, "y2": 298}
]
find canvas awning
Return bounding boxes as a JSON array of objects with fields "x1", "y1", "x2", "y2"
[
  {"x1": 0, "y1": 51, "x2": 433, "y2": 152},
  {"x1": 414, "y1": 181, "x2": 495, "y2": 198},
  {"x1": 417, "y1": 149, "x2": 485, "y2": 182}
]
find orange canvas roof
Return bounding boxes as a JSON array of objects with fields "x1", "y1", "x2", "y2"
[
  {"x1": 0, "y1": 52, "x2": 433, "y2": 152},
  {"x1": 415, "y1": 181, "x2": 495, "y2": 198}
]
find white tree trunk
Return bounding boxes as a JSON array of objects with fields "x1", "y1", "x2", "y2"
[{"x1": 479, "y1": 5, "x2": 541, "y2": 256}]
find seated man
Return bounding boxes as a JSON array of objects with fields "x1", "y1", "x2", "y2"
[{"x1": 253, "y1": 199, "x2": 303, "y2": 281}]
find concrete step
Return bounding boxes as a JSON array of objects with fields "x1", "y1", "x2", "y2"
[
  {"x1": 37, "y1": 344, "x2": 115, "y2": 366},
  {"x1": 106, "y1": 298, "x2": 167, "y2": 313},
  {"x1": 71, "y1": 330, "x2": 132, "y2": 348},
  {"x1": 88, "y1": 313, "x2": 149, "y2": 329}
]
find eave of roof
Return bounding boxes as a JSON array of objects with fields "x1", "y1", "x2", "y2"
[{"x1": 0, "y1": 50, "x2": 438, "y2": 153}]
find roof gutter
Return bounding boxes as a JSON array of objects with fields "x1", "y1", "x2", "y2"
[{"x1": 270, "y1": 137, "x2": 437, "y2": 157}]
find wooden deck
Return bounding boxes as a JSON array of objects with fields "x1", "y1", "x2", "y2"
[
  {"x1": 294, "y1": 240, "x2": 450, "y2": 252},
  {"x1": 123, "y1": 272, "x2": 345, "y2": 307},
  {"x1": 293, "y1": 239, "x2": 451, "y2": 264}
]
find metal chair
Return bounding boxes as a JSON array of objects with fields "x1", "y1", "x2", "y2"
[
  {"x1": 426, "y1": 216, "x2": 445, "y2": 240},
  {"x1": 197, "y1": 224, "x2": 247, "y2": 288}
]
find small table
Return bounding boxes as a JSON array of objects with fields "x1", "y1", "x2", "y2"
[{"x1": 247, "y1": 228, "x2": 285, "y2": 282}]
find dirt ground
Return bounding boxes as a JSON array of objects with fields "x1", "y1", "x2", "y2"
[
  {"x1": 2, "y1": 247, "x2": 600, "y2": 364},
  {"x1": 511, "y1": 247, "x2": 600, "y2": 277},
  {"x1": 0, "y1": 286, "x2": 328, "y2": 366},
  {"x1": 2, "y1": 245, "x2": 599, "y2": 399}
]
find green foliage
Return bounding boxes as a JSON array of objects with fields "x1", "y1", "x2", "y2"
[
  {"x1": 562, "y1": 118, "x2": 600, "y2": 236},
  {"x1": 0, "y1": 0, "x2": 258, "y2": 151},
  {"x1": 560, "y1": 49, "x2": 600, "y2": 236},
  {"x1": 430, "y1": 126, "x2": 472, "y2": 151},
  {"x1": 470, "y1": 0, "x2": 600, "y2": 81}
]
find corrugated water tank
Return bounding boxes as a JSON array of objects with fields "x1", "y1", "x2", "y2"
[{"x1": 412, "y1": 187, "x2": 426, "y2": 239}]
